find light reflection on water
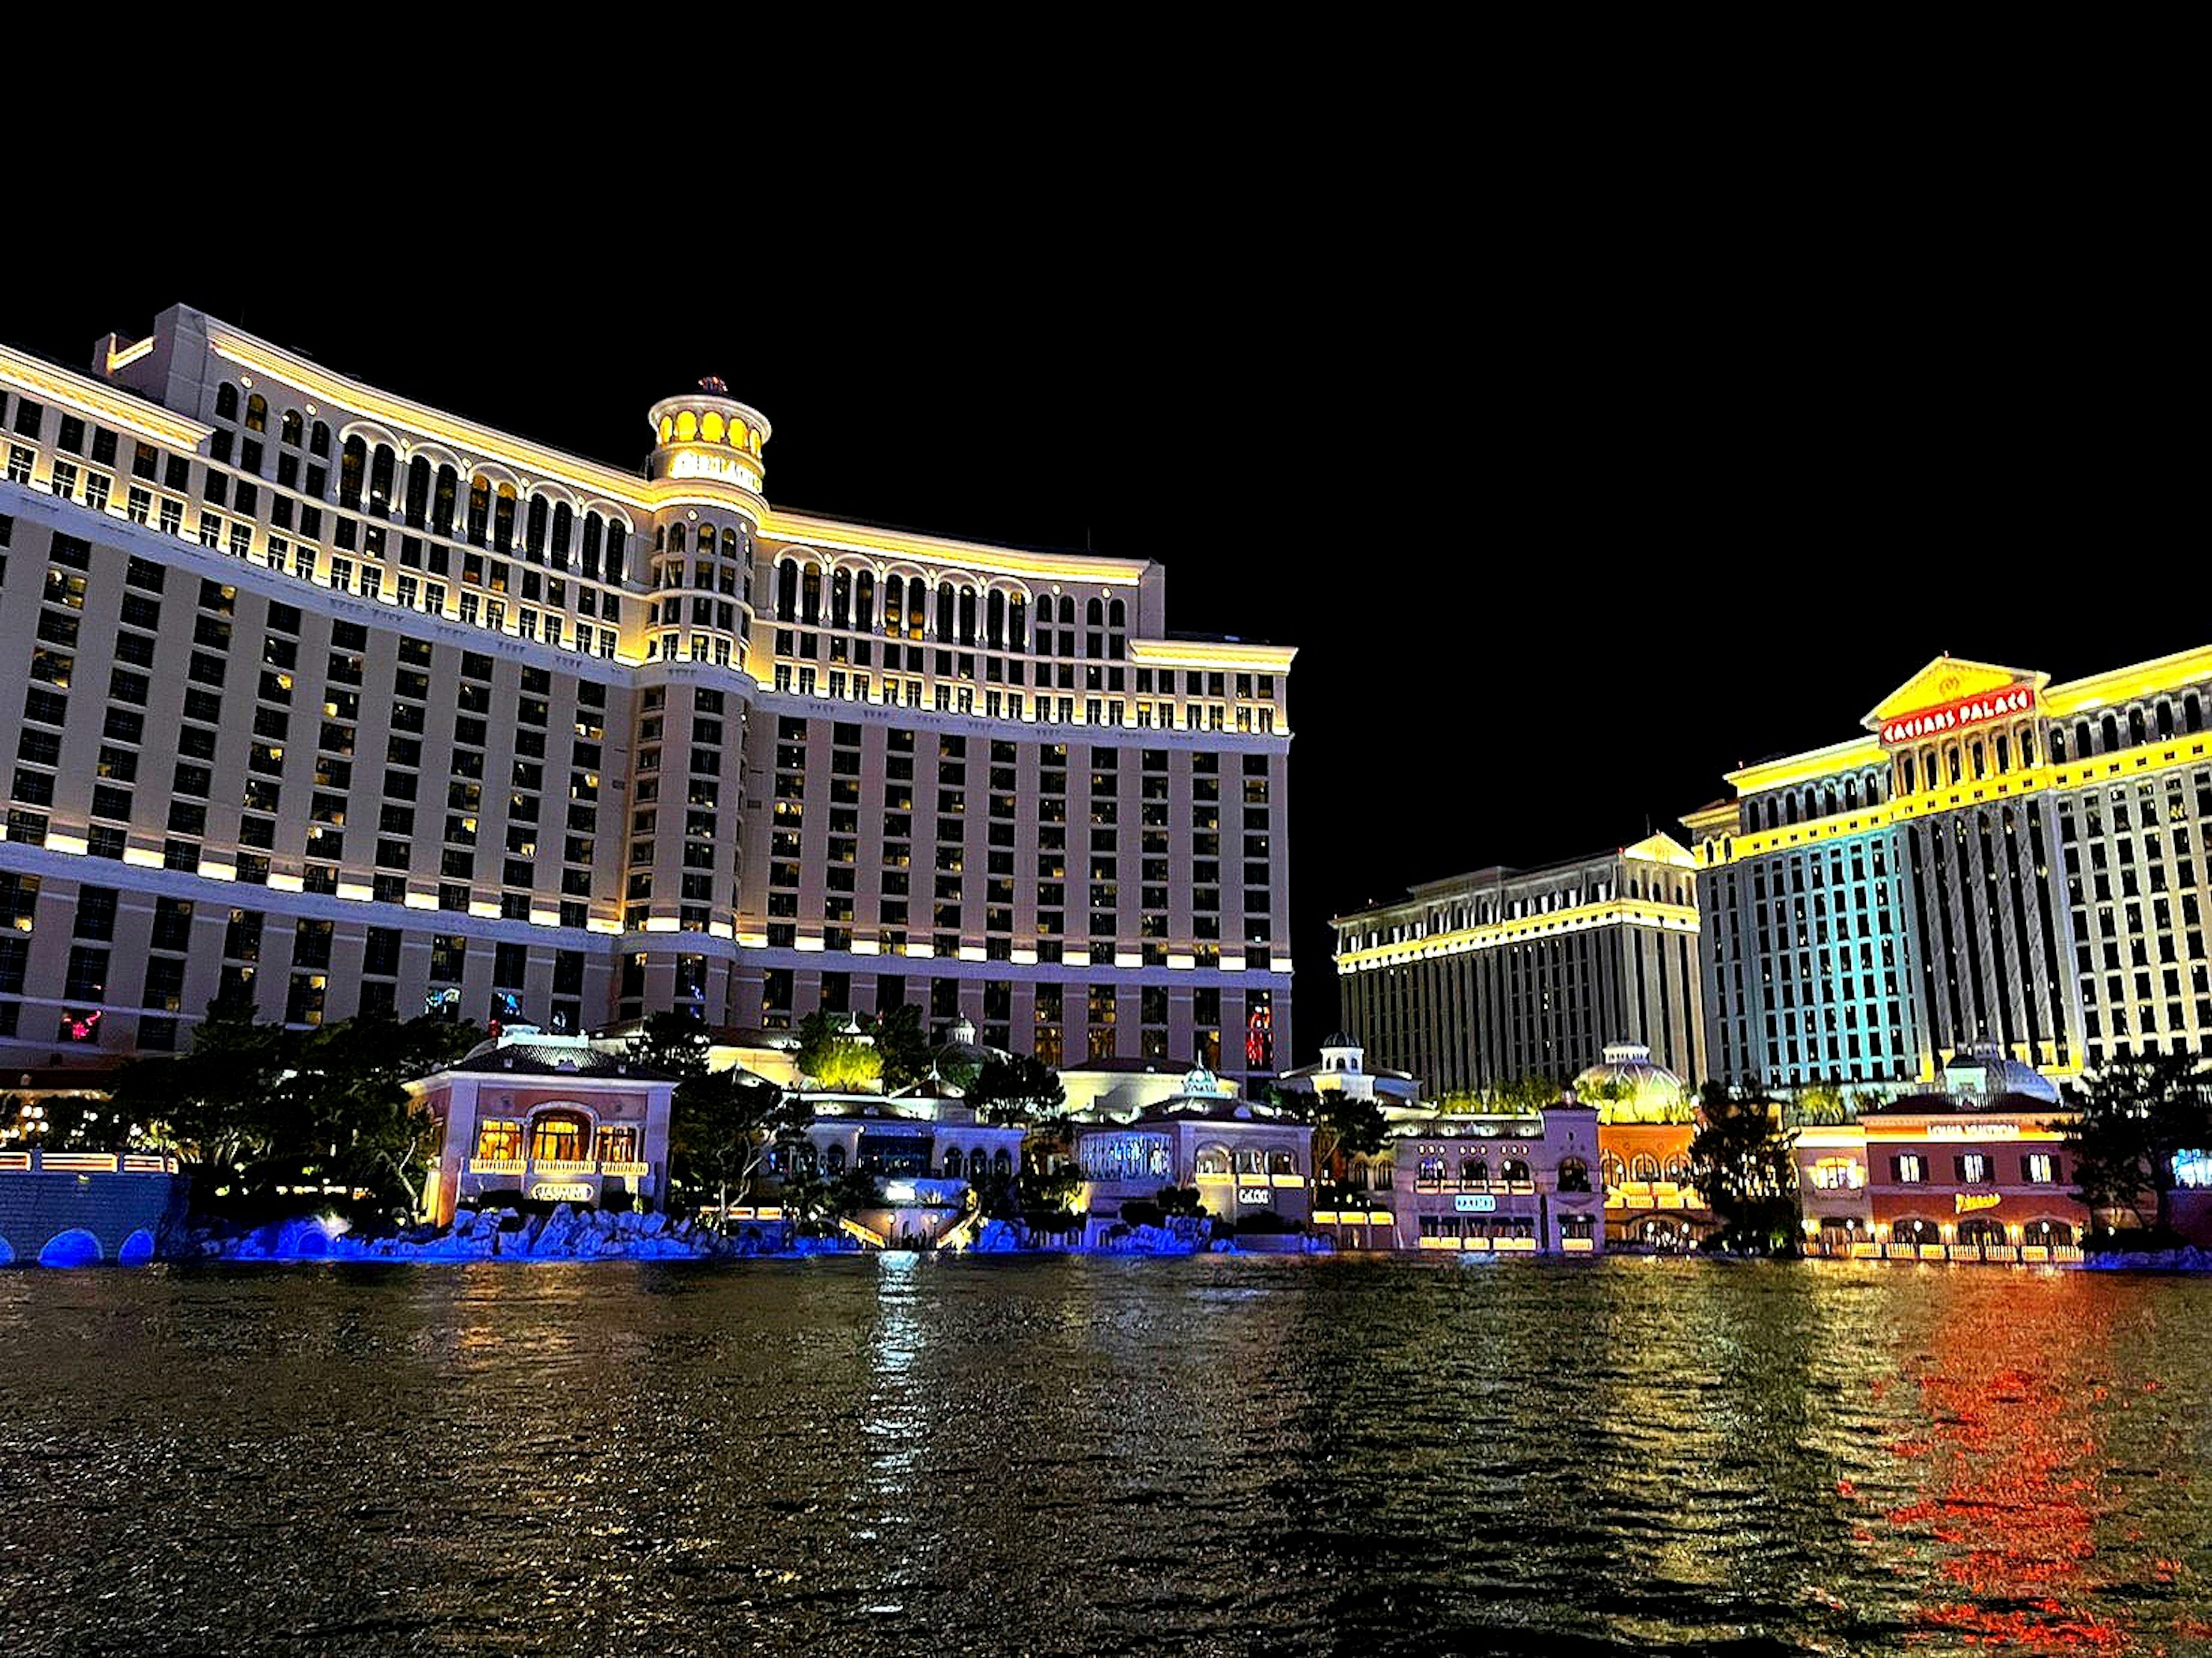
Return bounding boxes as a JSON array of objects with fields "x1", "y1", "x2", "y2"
[{"x1": 1, "y1": 1257, "x2": 2208, "y2": 1656}]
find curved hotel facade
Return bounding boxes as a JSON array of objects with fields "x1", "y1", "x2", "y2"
[{"x1": 0, "y1": 306, "x2": 1294, "y2": 1080}]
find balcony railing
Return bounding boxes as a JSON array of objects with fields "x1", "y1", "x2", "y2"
[{"x1": 0, "y1": 1149, "x2": 179, "y2": 1175}]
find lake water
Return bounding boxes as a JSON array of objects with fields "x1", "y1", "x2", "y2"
[{"x1": 2, "y1": 1257, "x2": 2208, "y2": 1656}]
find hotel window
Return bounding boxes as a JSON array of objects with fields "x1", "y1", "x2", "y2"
[
  {"x1": 475, "y1": 1119, "x2": 524, "y2": 1162},
  {"x1": 596, "y1": 1124, "x2": 639, "y2": 1165},
  {"x1": 1957, "y1": 1152, "x2": 1993, "y2": 1185},
  {"x1": 1892, "y1": 1154, "x2": 1926, "y2": 1183},
  {"x1": 2022, "y1": 1151, "x2": 2058, "y2": 1184}
]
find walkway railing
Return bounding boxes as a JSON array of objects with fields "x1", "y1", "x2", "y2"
[{"x1": 0, "y1": 1150, "x2": 178, "y2": 1175}]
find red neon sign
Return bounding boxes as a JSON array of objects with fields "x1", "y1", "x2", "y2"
[{"x1": 1880, "y1": 685, "x2": 2033, "y2": 745}]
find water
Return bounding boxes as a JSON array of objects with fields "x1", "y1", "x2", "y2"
[{"x1": 2, "y1": 1258, "x2": 2209, "y2": 1657}]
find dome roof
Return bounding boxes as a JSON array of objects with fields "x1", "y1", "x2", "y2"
[
  {"x1": 1572, "y1": 1041, "x2": 1691, "y2": 1124},
  {"x1": 1320, "y1": 1031, "x2": 1360, "y2": 1050}
]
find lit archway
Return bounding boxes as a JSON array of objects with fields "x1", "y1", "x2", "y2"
[
  {"x1": 117, "y1": 1228, "x2": 156, "y2": 1266},
  {"x1": 38, "y1": 1228, "x2": 101, "y2": 1268}
]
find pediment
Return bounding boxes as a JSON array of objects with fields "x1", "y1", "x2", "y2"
[{"x1": 1863, "y1": 657, "x2": 2047, "y2": 733}]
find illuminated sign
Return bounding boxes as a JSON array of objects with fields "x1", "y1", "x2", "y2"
[
  {"x1": 668, "y1": 450, "x2": 763, "y2": 491},
  {"x1": 1880, "y1": 686, "x2": 2033, "y2": 745},
  {"x1": 529, "y1": 1182, "x2": 594, "y2": 1203},
  {"x1": 1954, "y1": 1191, "x2": 2002, "y2": 1215},
  {"x1": 1927, "y1": 1123, "x2": 2019, "y2": 1139},
  {"x1": 1453, "y1": 1194, "x2": 1498, "y2": 1213},
  {"x1": 1236, "y1": 1187, "x2": 1272, "y2": 1205},
  {"x1": 882, "y1": 1183, "x2": 917, "y2": 1204}
]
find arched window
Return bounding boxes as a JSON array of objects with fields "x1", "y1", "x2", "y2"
[
  {"x1": 528, "y1": 1110, "x2": 592, "y2": 1163},
  {"x1": 801, "y1": 564, "x2": 821, "y2": 624},
  {"x1": 825, "y1": 1144, "x2": 846, "y2": 1175},
  {"x1": 1601, "y1": 1153, "x2": 1626, "y2": 1189},
  {"x1": 581, "y1": 512, "x2": 604, "y2": 578},
  {"x1": 942, "y1": 1148, "x2": 964, "y2": 1179},
  {"x1": 1460, "y1": 1156, "x2": 1488, "y2": 1185},
  {"x1": 403, "y1": 456, "x2": 431, "y2": 526},
  {"x1": 1994, "y1": 734, "x2": 2010, "y2": 772},
  {"x1": 831, "y1": 567, "x2": 851, "y2": 627},
  {"x1": 1557, "y1": 1158, "x2": 1591, "y2": 1193},
  {"x1": 1971, "y1": 739, "x2": 1986, "y2": 780},
  {"x1": 368, "y1": 443, "x2": 396, "y2": 517},
  {"x1": 493, "y1": 483, "x2": 517, "y2": 551},
  {"x1": 280, "y1": 409, "x2": 304, "y2": 447},
  {"x1": 936, "y1": 581, "x2": 955, "y2": 639},
  {"x1": 2187, "y1": 694, "x2": 2205, "y2": 733},
  {"x1": 1501, "y1": 1158, "x2": 1532, "y2": 1186},
  {"x1": 1236, "y1": 1148, "x2": 1267, "y2": 1176},
  {"x1": 1663, "y1": 1154, "x2": 1689, "y2": 1183},
  {"x1": 776, "y1": 561, "x2": 798, "y2": 621},
  {"x1": 668, "y1": 522, "x2": 686, "y2": 556},
  {"x1": 993, "y1": 1149, "x2": 1013, "y2": 1179},
  {"x1": 906, "y1": 579, "x2": 925, "y2": 639},
  {"x1": 883, "y1": 575, "x2": 903, "y2": 635},
  {"x1": 339, "y1": 435, "x2": 366, "y2": 509},
  {"x1": 987, "y1": 589, "x2": 1005, "y2": 648},
  {"x1": 1267, "y1": 1149, "x2": 1297, "y2": 1177},
  {"x1": 2019, "y1": 725, "x2": 2037, "y2": 766},
  {"x1": 1058, "y1": 595, "x2": 1074, "y2": 627},
  {"x1": 1417, "y1": 1155, "x2": 1445, "y2": 1183},
  {"x1": 855, "y1": 570, "x2": 874, "y2": 631},
  {"x1": 720, "y1": 525, "x2": 739, "y2": 560},
  {"x1": 1194, "y1": 1146, "x2": 1230, "y2": 1177},
  {"x1": 309, "y1": 420, "x2": 332, "y2": 458},
  {"x1": 433, "y1": 465, "x2": 458, "y2": 535},
  {"x1": 467, "y1": 477, "x2": 491, "y2": 544},
  {"x1": 1629, "y1": 1154, "x2": 1660, "y2": 1182},
  {"x1": 1085, "y1": 596, "x2": 1103, "y2": 628},
  {"x1": 214, "y1": 382, "x2": 240, "y2": 422},
  {"x1": 2128, "y1": 707, "x2": 2147, "y2": 746},
  {"x1": 1008, "y1": 595, "x2": 1027, "y2": 652},
  {"x1": 959, "y1": 586, "x2": 976, "y2": 646},
  {"x1": 244, "y1": 393, "x2": 268, "y2": 433},
  {"x1": 1109, "y1": 598, "x2": 1127, "y2": 632},
  {"x1": 553, "y1": 502, "x2": 574, "y2": 563},
  {"x1": 525, "y1": 494, "x2": 548, "y2": 559},
  {"x1": 2101, "y1": 714, "x2": 2119, "y2": 753}
]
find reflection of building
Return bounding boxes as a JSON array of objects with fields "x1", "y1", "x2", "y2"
[
  {"x1": 411, "y1": 1029, "x2": 677, "y2": 1224},
  {"x1": 0, "y1": 310, "x2": 1294, "y2": 1091},
  {"x1": 1070, "y1": 1065, "x2": 1312, "y2": 1245},
  {"x1": 1332, "y1": 835, "x2": 1705, "y2": 1097},
  {"x1": 1313, "y1": 1105, "x2": 1604, "y2": 1254},
  {"x1": 1686, "y1": 649, "x2": 2212, "y2": 1093},
  {"x1": 1576, "y1": 1042, "x2": 1715, "y2": 1249}
]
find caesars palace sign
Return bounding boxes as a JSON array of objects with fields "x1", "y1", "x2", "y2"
[{"x1": 1881, "y1": 686, "x2": 2036, "y2": 746}]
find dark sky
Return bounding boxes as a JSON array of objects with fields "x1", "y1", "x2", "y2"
[{"x1": 5, "y1": 143, "x2": 2190, "y2": 1047}]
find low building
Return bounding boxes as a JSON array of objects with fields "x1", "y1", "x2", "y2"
[
  {"x1": 411, "y1": 1029, "x2": 679, "y2": 1224},
  {"x1": 1315, "y1": 1105, "x2": 1604, "y2": 1254},
  {"x1": 779, "y1": 1093, "x2": 1028, "y2": 1247},
  {"x1": 1071, "y1": 1065, "x2": 1313, "y2": 1246},
  {"x1": 1577, "y1": 1042, "x2": 1716, "y2": 1250},
  {"x1": 1272, "y1": 1031, "x2": 1422, "y2": 1110}
]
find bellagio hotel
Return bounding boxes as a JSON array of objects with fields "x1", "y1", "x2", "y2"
[{"x1": 0, "y1": 305, "x2": 1296, "y2": 1081}]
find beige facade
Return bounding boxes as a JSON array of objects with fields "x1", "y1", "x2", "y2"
[
  {"x1": 0, "y1": 307, "x2": 1294, "y2": 1082},
  {"x1": 1332, "y1": 834, "x2": 1705, "y2": 1094}
]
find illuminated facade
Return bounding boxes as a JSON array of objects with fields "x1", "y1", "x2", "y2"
[
  {"x1": 1331, "y1": 834, "x2": 1705, "y2": 1095},
  {"x1": 0, "y1": 306, "x2": 1294, "y2": 1080},
  {"x1": 1312, "y1": 1105, "x2": 1605, "y2": 1254},
  {"x1": 1070, "y1": 1067, "x2": 1313, "y2": 1245},
  {"x1": 1688, "y1": 651, "x2": 2212, "y2": 1091}
]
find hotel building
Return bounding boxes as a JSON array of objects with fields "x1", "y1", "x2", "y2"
[
  {"x1": 1687, "y1": 651, "x2": 2212, "y2": 1092},
  {"x1": 0, "y1": 306, "x2": 1295, "y2": 1082},
  {"x1": 1331, "y1": 834, "x2": 1705, "y2": 1095}
]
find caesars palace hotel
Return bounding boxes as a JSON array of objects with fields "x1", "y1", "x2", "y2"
[
  {"x1": 0, "y1": 306, "x2": 1296, "y2": 1078},
  {"x1": 1336, "y1": 650, "x2": 2212, "y2": 1101}
]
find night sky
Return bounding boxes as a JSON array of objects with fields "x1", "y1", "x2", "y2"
[{"x1": 6, "y1": 175, "x2": 2188, "y2": 1045}]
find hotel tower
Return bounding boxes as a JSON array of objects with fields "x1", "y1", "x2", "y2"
[
  {"x1": 1689, "y1": 652, "x2": 2212, "y2": 1092},
  {"x1": 0, "y1": 306, "x2": 1295, "y2": 1080}
]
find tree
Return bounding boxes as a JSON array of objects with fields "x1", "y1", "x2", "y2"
[
  {"x1": 1687, "y1": 1082, "x2": 1800, "y2": 1253},
  {"x1": 2069, "y1": 1053, "x2": 2211, "y2": 1237},
  {"x1": 1278, "y1": 1084, "x2": 1388, "y2": 1190},
  {"x1": 866, "y1": 1003, "x2": 937, "y2": 1091},
  {"x1": 1490, "y1": 1074, "x2": 1560, "y2": 1114},
  {"x1": 793, "y1": 1010, "x2": 884, "y2": 1090},
  {"x1": 627, "y1": 1010, "x2": 711, "y2": 1080},
  {"x1": 965, "y1": 1053, "x2": 1066, "y2": 1124},
  {"x1": 4, "y1": 1093, "x2": 142, "y2": 1154},
  {"x1": 672, "y1": 1068, "x2": 803, "y2": 1225}
]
